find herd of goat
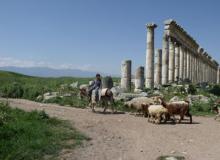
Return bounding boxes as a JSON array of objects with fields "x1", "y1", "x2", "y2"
[
  {"x1": 141, "y1": 97, "x2": 192, "y2": 124},
  {"x1": 79, "y1": 86, "x2": 220, "y2": 124}
]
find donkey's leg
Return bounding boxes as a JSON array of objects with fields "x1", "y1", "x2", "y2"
[{"x1": 110, "y1": 96, "x2": 116, "y2": 113}]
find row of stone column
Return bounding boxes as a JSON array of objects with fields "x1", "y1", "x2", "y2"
[
  {"x1": 120, "y1": 56, "x2": 220, "y2": 92},
  {"x1": 161, "y1": 36, "x2": 219, "y2": 85},
  {"x1": 121, "y1": 23, "x2": 220, "y2": 91},
  {"x1": 146, "y1": 23, "x2": 219, "y2": 88}
]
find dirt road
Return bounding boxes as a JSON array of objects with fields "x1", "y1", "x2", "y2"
[{"x1": 2, "y1": 98, "x2": 220, "y2": 160}]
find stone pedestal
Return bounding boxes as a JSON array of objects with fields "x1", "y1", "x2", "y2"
[
  {"x1": 121, "y1": 60, "x2": 131, "y2": 91},
  {"x1": 145, "y1": 23, "x2": 157, "y2": 88}
]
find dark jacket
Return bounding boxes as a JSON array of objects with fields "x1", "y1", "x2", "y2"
[{"x1": 89, "y1": 79, "x2": 102, "y2": 91}]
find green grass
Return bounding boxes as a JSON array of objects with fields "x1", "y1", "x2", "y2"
[
  {"x1": 1, "y1": 70, "x2": 220, "y2": 116},
  {"x1": 0, "y1": 102, "x2": 88, "y2": 160},
  {"x1": 190, "y1": 101, "x2": 216, "y2": 116},
  {"x1": 44, "y1": 96, "x2": 88, "y2": 108}
]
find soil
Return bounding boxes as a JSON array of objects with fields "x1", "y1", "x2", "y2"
[{"x1": 2, "y1": 98, "x2": 220, "y2": 160}]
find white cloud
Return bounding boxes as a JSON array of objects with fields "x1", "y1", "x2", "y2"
[{"x1": 0, "y1": 56, "x2": 97, "y2": 71}]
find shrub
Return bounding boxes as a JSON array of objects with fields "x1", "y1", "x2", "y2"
[
  {"x1": 188, "y1": 84, "x2": 197, "y2": 94},
  {"x1": 209, "y1": 85, "x2": 220, "y2": 96},
  {"x1": 190, "y1": 101, "x2": 214, "y2": 116}
]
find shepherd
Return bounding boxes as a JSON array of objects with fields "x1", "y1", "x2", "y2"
[{"x1": 88, "y1": 73, "x2": 102, "y2": 102}]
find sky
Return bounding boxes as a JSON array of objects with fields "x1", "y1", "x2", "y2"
[{"x1": 0, "y1": 0, "x2": 220, "y2": 75}]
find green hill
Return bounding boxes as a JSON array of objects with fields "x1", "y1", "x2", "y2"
[{"x1": 0, "y1": 70, "x2": 31, "y2": 78}]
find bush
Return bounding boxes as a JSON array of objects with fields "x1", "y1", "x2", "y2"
[
  {"x1": 209, "y1": 85, "x2": 220, "y2": 96},
  {"x1": 188, "y1": 84, "x2": 197, "y2": 94},
  {"x1": 190, "y1": 101, "x2": 214, "y2": 116}
]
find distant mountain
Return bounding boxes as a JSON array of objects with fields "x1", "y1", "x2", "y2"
[{"x1": 0, "y1": 66, "x2": 106, "y2": 77}]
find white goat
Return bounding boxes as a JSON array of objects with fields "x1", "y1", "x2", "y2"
[{"x1": 146, "y1": 104, "x2": 168, "y2": 124}]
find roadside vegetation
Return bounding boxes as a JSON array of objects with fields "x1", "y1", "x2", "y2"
[
  {"x1": 0, "y1": 101, "x2": 88, "y2": 160},
  {"x1": 0, "y1": 70, "x2": 219, "y2": 116}
]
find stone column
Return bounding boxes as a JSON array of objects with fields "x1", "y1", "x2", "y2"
[
  {"x1": 195, "y1": 54, "x2": 199, "y2": 83},
  {"x1": 189, "y1": 52, "x2": 192, "y2": 82},
  {"x1": 206, "y1": 63, "x2": 208, "y2": 82},
  {"x1": 121, "y1": 60, "x2": 131, "y2": 91},
  {"x1": 134, "y1": 66, "x2": 144, "y2": 92},
  {"x1": 179, "y1": 45, "x2": 184, "y2": 81},
  {"x1": 203, "y1": 61, "x2": 206, "y2": 82},
  {"x1": 217, "y1": 67, "x2": 220, "y2": 84},
  {"x1": 184, "y1": 48, "x2": 187, "y2": 80},
  {"x1": 198, "y1": 56, "x2": 202, "y2": 83},
  {"x1": 174, "y1": 43, "x2": 180, "y2": 82},
  {"x1": 207, "y1": 64, "x2": 210, "y2": 83},
  {"x1": 155, "y1": 49, "x2": 162, "y2": 87},
  {"x1": 145, "y1": 23, "x2": 157, "y2": 88},
  {"x1": 168, "y1": 37, "x2": 175, "y2": 83},
  {"x1": 201, "y1": 61, "x2": 204, "y2": 82},
  {"x1": 192, "y1": 54, "x2": 195, "y2": 82},
  {"x1": 162, "y1": 35, "x2": 169, "y2": 85},
  {"x1": 186, "y1": 49, "x2": 190, "y2": 79},
  {"x1": 194, "y1": 55, "x2": 197, "y2": 83}
]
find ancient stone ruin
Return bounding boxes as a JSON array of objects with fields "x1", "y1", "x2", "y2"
[{"x1": 121, "y1": 19, "x2": 220, "y2": 91}]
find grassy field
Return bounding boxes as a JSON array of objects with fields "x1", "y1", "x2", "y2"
[
  {"x1": 0, "y1": 70, "x2": 220, "y2": 116},
  {"x1": 0, "y1": 70, "x2": 93, "y2": 99},
  {"x1": 0, "y1": 101, "x2": 88, "y2": 160}
]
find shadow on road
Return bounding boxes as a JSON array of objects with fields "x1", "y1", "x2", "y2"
[{"x1": 94, "y1": 110, "x2": 125, "y2": 115}]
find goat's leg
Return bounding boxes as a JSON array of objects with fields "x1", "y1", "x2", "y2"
[
  {"x1": 156, "y1": 113, "x2": 161, "y2": 124},
  {"x1": 187, "y1": 113, "x2": 192, "y2": 123},
  {"x1": 179, "y1": 114, "x2": 184, "y2": 123},
  {"x1": 185, "y1": 109, "x2": 192, "y2": 123},
  {"x1": 92, "y1": 103, "x2": 95, "y2": 112},
  {"x1": 189, "y1": 114, "x2": 192, "y2": 123},
  {"x1": 215, "y1": 114, "x2": 220, "y2": 120},
  {"x1": 171, "y1": 115, "x2": 176, "y2": 124},
  {"x1": 148, "y1": 115, "x2": 151, "y2": 122},
  {"x1": 163, "y1": 113, "x2": 168, "y2": 123}
]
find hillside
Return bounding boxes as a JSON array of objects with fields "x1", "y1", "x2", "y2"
[
  {"x1": 0, "y1": 70, "x2": 30, "y2": 78},
  {"x1": 0, "y1": 66, "x2": 108, "y2": 77}
]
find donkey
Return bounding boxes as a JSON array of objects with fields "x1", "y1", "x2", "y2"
[{"x1": 79, "y1": 87, "x2": 115, "y2": 113}]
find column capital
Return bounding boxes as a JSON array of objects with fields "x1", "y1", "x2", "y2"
[
  {"x1": 146, "y1": 23, "x2": 157, "y2": 29},
  {"x1": 174, "y1": 41, "x2": 181, "y2": 47},
  {"x1": 198, "y1": 47, "x2": 204, "y2": 54}
]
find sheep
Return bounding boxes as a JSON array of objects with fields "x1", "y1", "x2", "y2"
[
  {"x1": 141, "y1": 104, "x2": 169, "y2": 124},
  {"x1": 159, "y1": 97, "x2": 192, "y2": 124},
  {"x1": 124, "y1": 97, "x2": 160, "y2": 117}
]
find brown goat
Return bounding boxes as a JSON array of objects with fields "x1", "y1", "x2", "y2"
[
  {"x1": 213, "y1": 99, "x2": 220, "y2": 120},
  {"x1": 159, "y1": 98, "x2": 192, "y2": 124}
]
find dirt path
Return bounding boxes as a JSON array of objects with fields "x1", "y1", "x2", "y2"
[{"x1": 2, "y1": 98, "x2": 220, "y2": 160}]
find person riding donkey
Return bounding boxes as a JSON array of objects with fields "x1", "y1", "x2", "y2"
[{"x1": 88, "y1": 73, "x2": 102, "y2": 103}]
